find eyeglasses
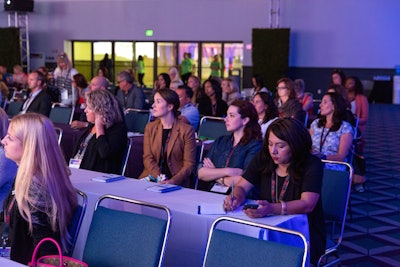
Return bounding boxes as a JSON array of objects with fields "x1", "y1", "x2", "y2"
[{"x1": 276, "y1": 86, "x2": 288, "y2": 90}]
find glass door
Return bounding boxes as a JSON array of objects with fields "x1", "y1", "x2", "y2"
[
  {"x1": 157, "y1": 42, "x2": 177, "y2": 77},
  {"x1": 72, "y1": 41, "x2": 92, "y2": 81},
  {"x1": 201, "y1": 43, "x2": 222, "y2": 82},
  {"x1": 93, "y1": 42, "x2": 112, "y2": 81},
  {"x1": 135, "y1": 42, "x2": 155, "y2": 88}
]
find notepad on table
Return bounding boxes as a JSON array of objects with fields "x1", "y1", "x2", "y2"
[
  {"x1": 91, "y1": 174, "x2": 126, "y2": 183},
  {"x1": 145, "y1": 184, "x2": 182, "y2": 193}
]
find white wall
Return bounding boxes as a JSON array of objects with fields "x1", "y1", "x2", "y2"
[{"x1": 1, "y1": 0, "x2": 399, "y2": 68}]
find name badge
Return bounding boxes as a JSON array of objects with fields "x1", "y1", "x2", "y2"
[
  {"x1": 210, "y1": 183, "x2": 230, "y2": 194},
  {"x1": 69, "y1": 158, "x2": 81, "y2": 169}
]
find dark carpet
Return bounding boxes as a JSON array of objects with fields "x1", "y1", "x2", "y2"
[{"x1": 338, "y1": 104, "x2": 400, "y2": 267}]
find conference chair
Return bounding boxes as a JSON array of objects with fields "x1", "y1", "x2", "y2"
[
  {"x1": 54, "y1": 127, "x2": 63, "y2": 144},
  {"x1": 120, "y1": 138, "x2": 133, "y2": 176},
  {"x1": 203, "y1": 216, "x2": 308, "y2": 267},
  {"x1": 192, "y1": 138, "x2": 204, "y2": 189},
  {"x1": 5, "y1": 100, "x2": 23, "y2": 118},
  {"x1": 318, "y1": 160, "x2": 353, "y2": 267},
  {"x1": 66, "y1": 190, "x2": 88, "y2": 256},
  {"x1": 83, "y1": 194, "x2": 171, "y2": 267},
  {"x1": 124, "y1": 108, "x2": 151, "y2": 134},
  {"x1": 49, "y1": 103, "x2": 75, "y2": 124},
  {"x1": 197, "y1": 116, "x2": 229, "y2": 141}
]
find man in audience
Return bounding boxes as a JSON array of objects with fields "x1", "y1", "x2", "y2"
[
  {"x1": 115, "y1": 71, "x2": 145, "y2": 110},
  {"x1": 176, "y1": 85, "x2": 200, "y2": 131},
  {"x1": 20, "y1": 71, "x2": 52, "y2": 116},
  {"x1": 70, "y1": 76, "x2": 108, "y2": 129}
]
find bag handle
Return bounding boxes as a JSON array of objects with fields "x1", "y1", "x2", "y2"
[{"x1": 29, "y1": 237, "x2": 63, "y2": 267}]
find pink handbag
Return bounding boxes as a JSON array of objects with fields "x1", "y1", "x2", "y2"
[{"x1": 28, "y1": 237, "x2": 88, "y2": 267}]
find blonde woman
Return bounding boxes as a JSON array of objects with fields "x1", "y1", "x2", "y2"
[
  {"x1": 1, "y1": 113, "x2": 77, "y2": 264},
  {"x1": 53, "y1": 52, "x2": 79, "y2": 105},
  {"x1": 221, "y1": 77, "x2": 241, "y2": 105}
]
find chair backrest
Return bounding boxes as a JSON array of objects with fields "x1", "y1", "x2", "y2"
[
  {"x1": 66, "y1": 190, "x2": 88, "y2": 256},
  {"x1": 197, "y1": 116, "x2": 229, "y2": 141},
  {"x1": 192, "y1": 138, "x2": 204, "y2": 189},
  {"x1": 83, "y1": 194, "x2": 171, "y2": 267},
  {"x1": 120, "y1": 138, "x2": 133, "y2": 176},
  {"x1": 49, "y1": 103, "x2": 75, "y2": 124},
  {"x1": 321, "y1": 160, "x2": 353, "y2": 249},
  {"x1": 203, "y1": 216, "x2": 308, "y2": 267},
  {"x1": 54, "y1": 127, "x2": 63, "y2": 144},
  {"x1": 124, "y1": 108, "x2": 151, "y2": 133},
  {"x1": 6, "y1": 100, "x2": 23, "y2": 118}
]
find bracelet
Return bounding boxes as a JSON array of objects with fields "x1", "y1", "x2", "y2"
[
  {"x1": 222, "y1": 177, "x2": 225, "y2": 186},
  {"x1": 280, "y1": 201, "x2": 287, "y2": 215}
]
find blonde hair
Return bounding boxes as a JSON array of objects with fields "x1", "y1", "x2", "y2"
[
  {"x1": 223, "y1": 77, "x2": 239, "y2": 93},
  {"x1": 10, "y1": 113, "x2": 77, "y2": 251},
  {"x1": 57, "y1": 52, "x2": 73, "y2": 70}
]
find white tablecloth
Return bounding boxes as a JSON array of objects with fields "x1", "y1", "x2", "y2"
[
  {"x1": 70, "y1": 168, "x2": 309, "y2": 267},
  {"x1": 0, "y1": 257, "x2": 26, "y2": 267}
]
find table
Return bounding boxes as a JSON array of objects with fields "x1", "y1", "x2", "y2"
[
  {"x1": 70, "y1": 168, "x2": 309, "y2": 267},
  {"x1": 0, "y1": 257, "x2": 26, "y2": 267}
]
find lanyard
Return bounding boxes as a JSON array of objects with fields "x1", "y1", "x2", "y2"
[
  {"x1": 319, "y1": 127, "x2": 331, "y2": 152},
  {"x1": 270, "y1": 172, "x2": 290, "y2": 203},
  {"x1": 224, "y1": 141, "x2": 239, "y2": 167}
]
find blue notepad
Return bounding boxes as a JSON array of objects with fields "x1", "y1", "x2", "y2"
[
  {"x1": 145, "y1": 184, "x2": 182, "y2": 193},
  {"x1": 91, "y1": 174, "x2": 126, "y2": 183}
]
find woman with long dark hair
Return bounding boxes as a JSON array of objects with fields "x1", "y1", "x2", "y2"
[{"x1": 252, "y1": 92, "x2": 279, "y2": 137}]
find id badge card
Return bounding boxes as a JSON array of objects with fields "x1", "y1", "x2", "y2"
[
  {"x1": 210, "y1": 183, "x2": 230, "y2": 194},
  {"x1": 69, "y1": 158, "x2": 82, "y2": 169}
]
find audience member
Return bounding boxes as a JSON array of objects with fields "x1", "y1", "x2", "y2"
[
  {"x1": 210, "y1": 55, "x2": 222, "y2": 78},
  {"x1": 331, "y1": 69, "x2": 346, "y2": 86},
  {"x1": 223, "y1": 118, "x2": 326, "y2": 265},
  {"x1": 250, "y1": 74, "x2": 270, "y2": 100},
  {"x1": 11, "y1": 65, "x2": 28, "y2": 90},
  {"x1": 252, "y1": 92, "x2": 279, "y2": 137},
  {"x1": 188, "y1": 75, "x2": 204, "y2": 105},
  {"x1": 198, "y1": 78, "x2": 228, "y2": 117},
  {"x1": 72, "y1": 90, "x2": 127, "y2": 174},
  {"x1": 0, "y1": 81, "x2": 9, "y2": 104},
  {"x1": 37, "y1": 66, "x2": 50, "y2": 85},
  {"x1": 168, "y1": 67, "x2": 183, "y2": 85},
  {"x1": 294, "y1": 79, "x2": 313, "y2": 113},
  {"x1": 99, "y1": 53, "x2": 113, "y2": 81},
  {"x1": 53, "y1": 53, "x2": 79, "y2": 106},
  {"x1": 1, "y1": 113, "x2": 77, "y2": 264},
  {"x1": 97, "y1": 66, "x2": 111, "y2": 82},
  {"x1": 345, "y1": 75, "x2": 369, "y2": 192},
  {"x1": 275, "y1": 77, "x2": 304, "y2": 121},
  {"x1": 176, "y1": 85, "x2": 200, "y2": 131},
  {"x1": 72, "y1": 73, "x2": 89, "y2": 109},
  {"x1": 0, "y1": 108, "x2": 17, "y2": 211},
  {"x1": 0, "y1": 65, "x2": 12, "y2": 85},
  {"x1": 169, "y1": 80, "x2": 184, "y2": 91},
  {"x1": 154, "y1": 73, "x2": 171, "y2": 91},
  {"x1": 221, "y1": 77, "x2": 241, "y2": 105},
  {"x1": 140, "y1": 89, "x2": 196, "y2": 186},
  {"x1": 20, "y1": 71, "x2": 52, "y2": 117},
  {"x1": 70, "y1": 76, "x2": 109, "y2": 129},
  {"x1": 198, "y1": 100, "x2": 262, "y2": 193},
  {"x1": 310, "y1": 92, "x2": 354, "y2": 169},
  {"x1": 116, "y1": 71, "x2": 145, "y2": 110}
]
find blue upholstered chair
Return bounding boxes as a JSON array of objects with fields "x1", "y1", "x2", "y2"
[
  {"x1": 66, "y1": 189, "x2": 87, "y2": 256},
  {"x1": 197, "y1": 116, "x2": 229, "y2": 141},
  {"x1": 203, "y1": 216, "x2": 308, "y2": 267},
  {"x1": 49, "y1": 103, "x2": 75, "y2": 124},
  {"x1": 82, "y1": 194, "x2": 171, "y2": 267},
  {"x1": 124, "y1": 108, "x2": 151, "y2": 134},
  {"x1": 318, "y1": 160, "x2": 353, "y2": 267}
]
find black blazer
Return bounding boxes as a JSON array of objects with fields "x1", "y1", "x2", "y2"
[
  {"x1": 73, "y1": 122, "x2": 128, "y2": 174},
  {"x1": 24, "y1": 90, "x2": 52, "y2": 117}
]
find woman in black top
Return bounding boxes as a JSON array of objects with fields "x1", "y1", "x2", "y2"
[
  {"x1": 223, "y1": 118, "x2": 326, "y2": 264},
  {"x1": 198, "y1": 78, "x2": 228, "y2": 117}
]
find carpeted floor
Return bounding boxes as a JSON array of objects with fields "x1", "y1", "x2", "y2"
[{"x1": 337, "y1": 104, "x2": 400, "y2": 267}]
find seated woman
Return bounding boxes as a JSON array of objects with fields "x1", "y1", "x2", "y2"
[
  {"x1": 72, "y1": 89, "x2": 127, "y2": 174},
  {"x1": 0, "y1": 108, "x2": 17, "y2": 211},
  {"x1": 221, "y1": 77, "x2": 241, "y2": 105},
  {"x1": 198, "y1": 78, "x2": 228, "y2": 117},
  {"x1": 310, "y1": 92, "x2": 354, "y2": 170},
  {"x1": 1, "y1": 113, "x2": 77, "y2": 264},
  {"x1": 294, "y1": 79, "x2": 313, "y2": 117},
  {"x1": 198, "y1": 100, "x2": 262, "y2": 193},
  {"x1": 252, "y1": 92, "x2": 279, "y2": 138},
  {"x1": 275, "y1": 77, "x2": 304, "y2": 122},
  {"x1": 223, "y1": 118, "x2": 325, "y2": 265},
  {"x1": 140, "y1": 88, "x2": 196, "y2": 186}
]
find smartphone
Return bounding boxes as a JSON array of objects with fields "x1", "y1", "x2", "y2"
[{"x1": 243, "y1": 203, "x2": 259, "y2": 210}]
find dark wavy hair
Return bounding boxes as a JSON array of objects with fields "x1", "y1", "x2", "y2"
[
  {"x1": 158, "y1": 73, "x2": 171, "y2": 89},
  {"x1": 260, "y1": 118, "x2": 312, "y2": 182},
  {"x1": 155, "y1": 88, "x2": 181, "y2": 117},
  {"x1": 230, "y1": 100, "x2": 262, "y2": 145},
  {"x1": 254, "y1": 92, "x2": 279, "y2": 124},
  {"x1": 317, "y1": 92, "x2": 348, "y2": 131},
  {"x1": 202, "y1": 78, "x2": 223, "y2": 100},
  {"x1": 345, "y1": 76, "x2": 364, "y2": 95}
]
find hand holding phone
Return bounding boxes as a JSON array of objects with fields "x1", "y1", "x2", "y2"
[{"x1": 243, "y1": 203, "x2": 259, "y2": 210}]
